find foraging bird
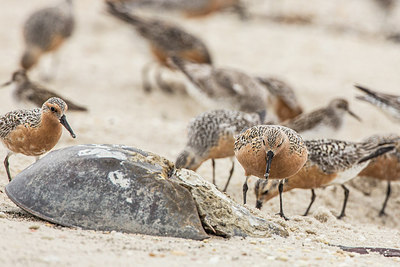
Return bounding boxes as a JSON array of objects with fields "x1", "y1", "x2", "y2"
[
  {"x1": 21, "y1": 0, "x2": 74, "y2": 71},
  {"x1": 175, "y1": 109, "x2": 265, "y2": 192},
  {"x1": 0, "y1": 97, "x2": 76, "y2": 181},
  {"x1": 170, "y1": 56, "x2": 269, "y2": 113},
  {"x1": 106, "y1": 1, "x2": 212, "y2": 92},
  {"x1": 283, "y1": 98, "x2": 361, "y2": 139},
  {"x1": 355, "y1": 85, "x2": 400, "y2": 123},
  {"x1": 254, "y1": 138, "x2": 395, "y2": 219},
  {"x1": 234, "y1": 125, "x2": 308, "y2": 220},
  {"x1": 2, "y1": 70, "x2": 87, "y2": 111},
  {"x1": 357, "y1": 134, "x2": 400, "y2": 216},
  {"x1": 256, "y1": 76, "x2": 303, "y2": 121}
]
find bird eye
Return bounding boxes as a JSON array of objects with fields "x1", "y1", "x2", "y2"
[
  {"x1": 262, "y1": 191, "x2": 269, "y2": 196},
  {"x1": 50, "y1": 107, "x2": 56, "y2": 112},
  {"x1": 277, "y1": 140, "x2": 284, "y2": 147}
]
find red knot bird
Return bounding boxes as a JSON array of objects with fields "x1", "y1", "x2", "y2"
[
  {"x1": 355, "y1": 85, "x2": 400, "y2": 123},
  {"x1": 0, "y1": 97, "x2": 76, "y2": 182},
  {"x1": 107, "y1": 0, "x2": 246, "y2": 19},
  {"x1": 254, "y1": 138, "x2": 395, "y2": 219},
  {"x1": 21, "y1": 0, "x2": 74, "y2": 71},
  {"x1": 282, "y1": 98, "x2": 361, "y2": 139},
  {"x1": 106, "y1": 1, "x2": 212, "y2": 93},
  {"x1": 2, "y1": 70, "x2": 87, "y2": 111},
  {"x1": 256, "y1": 76, "x2": 303, "y2": 121},
  {"x1": 175, "y1": 109, "x2": 265, "y2": 192},
  {"x1": 170, "y1": 56, "x2": 270, "y2": 114},
  {"x1": 357, "y1": 134, "x2": 400, "y2": 216},
  {"x1": 234, "y1": 125, "x2": 308, "y2": 220}
]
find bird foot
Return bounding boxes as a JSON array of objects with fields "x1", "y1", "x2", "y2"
[{"x1": 276, "y1": 212, "x2": 289, "y2": 221}]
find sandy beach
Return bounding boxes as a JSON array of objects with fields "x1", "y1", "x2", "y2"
[{"x1": 1, "y1": 0, "x2": 400, "y2": 266}]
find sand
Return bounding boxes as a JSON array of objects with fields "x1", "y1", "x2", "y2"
[{"x1": 1, "y1": 0, "x2": 400, "y2": 266}]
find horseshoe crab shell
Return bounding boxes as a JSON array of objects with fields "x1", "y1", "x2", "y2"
[{"x1": 5, "y1": 144, "x2": 208, "y2": 240}]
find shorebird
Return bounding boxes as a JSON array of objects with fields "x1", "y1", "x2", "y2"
[
  {"x1": 175, "y1": 109, "x2": 265, "y2": 191},
  {"x1": 355, "y1": 85, "x2": 400, "y2": 123},
  {"x1": 254, "y1": 138, "x2": 395, "y2": 219},
  {"x1": 170, "y1": 57, "x2": 270, "y2": 113},
  {"x1": 21, "y1": 0, "x2": 74, "y2": 71},
  {"x1": 106, "y1": 1, "x2": 212, "y2": 93},
  {"x1": 256, "y1": 76, "x2": 303, "y2": 121},
  {"x1": 282, "y1": 98, "x2": 361, "y2": 139},
  {"x1": 108, "y1": 0, "x2": 247, "y2": 19},
  {"x1": 2, "y1": 70, "x2": 87, "y2": 111},
  {"x1": 0, "y1": 97, "x2": 76, "y2": 182},
  {"x1": 357, "y1": 134, "x2": 400, "y2": 216},
  {"x1": 234, "y1": 125, "x2": 308, "y2": 220}
]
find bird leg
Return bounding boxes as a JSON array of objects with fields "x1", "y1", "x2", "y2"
[
  {"x1": 379, "y1": 181, "x2": 391, "y2": 217},
  {"x1": 242, "y1": 176, "x2": 249, "y2": 205},
  {"x1": 222, "y1": 159, "x2": 234, "y2": 192},
  {"x1": 276, "y1": 179, "x2": 289, "y2": 220},
  {"x1": 4, "y1": 153, "x2": 12, "y2": 182},
  {"x1": 155, "y1": 66, "x2": 174, "y2": 93},
  {"x1": 337, "y1": 185, "x2": 349, "y2": 219},
  {"x1": 142, "y1": 62, "x2": 154, "y2": 93},
  {"x1": 211, "y1": 159, "x2": 216, "y2": 185},
  {"x1": 303, "y1": 189, "x2": 316, "y2": 216}
]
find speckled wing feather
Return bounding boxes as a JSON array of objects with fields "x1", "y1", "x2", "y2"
[
  {"x1": 0, "y1": 109, "x2": 41, "y2": 138},
  {"x1": 305, "y1": 139, "x2": 395, "y2": 174},
  {"x1": 362, "y1": 134, "x2": 400, "y2": 160},
  {"x1": 186, "y1": 109, "x2": 260, "y2": 155}
]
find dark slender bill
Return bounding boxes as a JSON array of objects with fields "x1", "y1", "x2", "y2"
[
  {"x1": 59, "y1": 115, "x2": 76, "y2": 138},
  {"x1": 264, "y1": 150, "x2": 274, "y2": 179},
  {"x1": 347, "y1": 109, "x2": 362, "y2": 121},
  {"x1": 255, "y1": 200, "x2": 263, "y2": 209},
  {"x1": 1, "y1": 80, "x2": 12, "y2": 87}
]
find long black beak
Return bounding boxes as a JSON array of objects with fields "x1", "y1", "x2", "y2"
[
  {"x1": 255, "y1": 200, "x2": 263, "y2": 209},
  {"x1": 1, "y1": 80, "x2": 12, "y2": 87},
  {"x1": 347, "y1": 108, "x2": 362, "y2": 122},
  {"x1": 60, "y1": 115, "x2": 76, "y2": 138},
  {"x1": 264, "y1": 150, "x2": 274, "y2": 179}
]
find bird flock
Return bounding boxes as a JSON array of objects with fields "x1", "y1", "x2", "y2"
[{"x1": 0, "y1": 0, "x2": 399, "y2": 223}]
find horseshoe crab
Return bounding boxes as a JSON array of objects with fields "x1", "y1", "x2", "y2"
[{"x1": 5, "y1": 144, "x2": 208, "y2": 240}]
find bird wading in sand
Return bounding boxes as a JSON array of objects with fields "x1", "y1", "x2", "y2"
[
  {"x1": 21, "y1": 0, "x2": 74, "y2": 73},
  {"x1": 0, "y1": 97, "x2": 76, "y2": 182},
  {"x1": 106, "y1": 1, "x2": 212, "y2": 93},
  {"x1": 254, "y1": 138, "x2": 396, "y2": 219},
  {"x1": 175, "y1": 109, "x2": 266, "y2": 192},
  {"x1": 234, "y1": 125, "x2": 308, "y2": 220}
]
